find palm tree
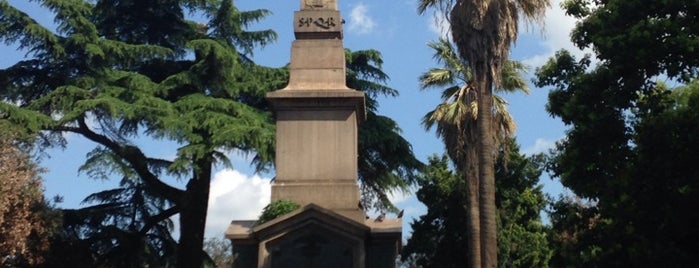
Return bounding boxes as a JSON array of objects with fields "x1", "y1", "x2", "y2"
[
  {"x1": 421, "y1": 38, "x2": 529, "y2": 268},
  {"x1": 418, "y1": 0, "x2": 551, "y2": 267},
  {"x1": 419, "y1": 1, "x2": 549, "y2": 267}
]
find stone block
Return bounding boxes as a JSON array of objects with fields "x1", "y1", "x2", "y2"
[
  {"x1": 271, "y1": 182, "x2": 360, "y2": 210},
  {"x1": 274, "y1": 108, "x2": 358, "y2": 182},
  {"x1": 294, "y1": 10, "x2": 342, "y2": 39}
]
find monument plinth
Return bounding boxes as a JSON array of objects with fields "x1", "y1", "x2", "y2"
[{"x1": 227, "y1": 1, "x2": 401, "y2": 267}]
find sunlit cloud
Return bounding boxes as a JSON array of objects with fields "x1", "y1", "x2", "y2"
[
  {"x1": 523, "y1": 137, "x2": 559, "y2": 155},
  {"x1": 347, "y1": 3, "x2": 376, "y2": 35},
  {"x1": 522, "y1": 0, "x2": 594, "y2": 68},
  {"x1": 205, "y1": 169, "x2": 271, "y2": 238}
]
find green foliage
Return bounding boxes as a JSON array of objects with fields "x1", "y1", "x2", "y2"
[
  {"x1": 568, "y1": 0, "x2": 699, "y2": 83},
  {"x1": 495, "y1": 146, "x2": 552, "y2": 267},
  {"x1": 402, "y1": 155, "x2": 468, "y2": 268},
  {"x1": 538, "y1": 54, "x2": 699, "y2": 267},
  {"x1": 535, "y1": 50, "x2": 632, "y2": 199},
  {"x1": 0, "y1": 0, "x2": 281, "y2": 266},
  {"x1": 546, "y1": 196, "x2": 602, "y2": 268},
  {"x1": 536, "y1": 1, "x2": 699, "y2": 265},
  {"x1": 52, "y1": 178, "x2": 178, "y2": 268},
  {"x1": 257, "y1": 200, "x2": 300, "y2": 225},
  {"x1": 402, "y1": 141, "x2": 551, "y2": 267}
]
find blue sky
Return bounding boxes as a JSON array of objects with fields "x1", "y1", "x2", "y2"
[{"x1": 1, "y1": 0, "x2": 588, "y2": 240}]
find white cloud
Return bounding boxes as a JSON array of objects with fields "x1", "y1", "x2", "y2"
[
  {"x1": 388, "y1": 188, "x2": 414, "y2": 205},
  {"x1": 347, "y1": 3, "x2": 376, "y2": 35},
  {"x1": 523, "y1": 138, "x2": 558, "y2": 155},
  {"x1": 205, "y1": 169, "x2": 271, "y2": 238},
  {"x1": 522, "y1": 0, "x2": 593, "y2": 68}
]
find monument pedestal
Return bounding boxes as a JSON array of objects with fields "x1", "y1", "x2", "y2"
[{"x1": 267, "y1": 89, "x2": 365, "y2": 222}]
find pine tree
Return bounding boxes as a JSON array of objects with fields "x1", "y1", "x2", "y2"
[{"x1": 1, "y1": 0, "x2": 281, "y2": 266}]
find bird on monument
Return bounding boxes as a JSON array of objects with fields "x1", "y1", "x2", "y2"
[
  {"x1": 397, "y1": 209, "x2": 404, "y2": 218},
  {"x1": 357, "y1": 201, "x2": 364, "y2": 210},
  {"x1": 375, "y1": 212, "x2": 386, "y2": 222}
]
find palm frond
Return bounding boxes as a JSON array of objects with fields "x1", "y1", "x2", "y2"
[
  {"x1": 420, "y1": 68, "x2": 455, "y2": 89},
  {"x1": 498, "y1": 60, "x2": 530, "y2": 94}
]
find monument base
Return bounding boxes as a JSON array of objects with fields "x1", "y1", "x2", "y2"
[{"x1": 226, "y1": 204, "x2": 401, "y2": 268}]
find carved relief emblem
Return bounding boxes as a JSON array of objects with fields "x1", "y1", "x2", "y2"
[{"x1": 304, "y1": 0, "x2": 324, "y2": 9}]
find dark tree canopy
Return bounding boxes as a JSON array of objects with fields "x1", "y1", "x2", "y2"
[
  {"x1": 535, "y1": 0, "x2": 699, "y2": 266},
  {"x1": 1, "y1": 0, "x2": 281, "y2": 266},
  {"x1": 565, "y1": 0, "x2": 699, "y2": 84},
  {"x1": 403, "y1": 141, "x2": 551, "y2": 268}
]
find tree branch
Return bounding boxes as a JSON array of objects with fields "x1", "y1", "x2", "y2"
[
  {"x1": 52, "y1": 118, "x2": 185, "y2": 204},
  {"x1": 139, "y1": 205, "x2": 180, "y2": 236}
]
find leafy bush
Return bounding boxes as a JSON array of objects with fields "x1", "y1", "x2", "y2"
[{"x1": 257, "y1": 200, "x2": 300, "y2": 224}]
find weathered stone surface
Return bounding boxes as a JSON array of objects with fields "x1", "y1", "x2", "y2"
[
  {"x1": 294, "y1": 10, "x2": 342, "y2": 39},
  {"x1": 266, "y1": 91, "x2": 365, "y2": 222},
  {"x1": 301, "y1": 0, "x2": 337, "y2": 10},
  {"x1": 228, "y1": 1, "x2": 402, "y2": 266},
  {"x1": 285, "y1": 39, "x2": 347, "y2": 90}
]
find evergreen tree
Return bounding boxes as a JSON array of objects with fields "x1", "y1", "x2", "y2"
[
  {"x1": 1, "y1": 0, "x2": 281, "y2": 266},
  {"x1": 535, "y1": 1, "x2": 699, "y2": 266},
  {"x1": 403, "y1": 141, "x2": 551, "y2": 267}
]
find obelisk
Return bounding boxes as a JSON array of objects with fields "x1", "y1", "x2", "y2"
[
  {"x1": 266, "y1": 0, "x2": 366, "y2": 222},
  {"x1": 227, "y1": 3, "x2": 402, "y2": 266}
]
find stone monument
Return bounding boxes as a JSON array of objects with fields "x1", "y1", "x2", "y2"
[{"x1": 226, "y1": 1, "x2": 402, "y2": 267}]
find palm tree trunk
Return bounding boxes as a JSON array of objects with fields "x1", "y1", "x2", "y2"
[
  {"x1": 477, "y1": 70, "x2": 497, "y2": 268},
  {"x1": 465, "y1": 143, "x2": 481, "y2": 268}
]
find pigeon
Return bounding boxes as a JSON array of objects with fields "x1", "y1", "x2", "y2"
[
  {"x1": 375, "y1": 212, "x2": 386, "y2": 222},
  {"x1": 397, "y1": 209, "x2": 404, "y2": 218},
  {"x1": 357, "y1": 201, "x2": 364, "y2": 210}
]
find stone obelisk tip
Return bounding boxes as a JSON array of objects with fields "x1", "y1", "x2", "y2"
[{"x1": 301, "y1": 0, "x2": 338, "y2": 10}]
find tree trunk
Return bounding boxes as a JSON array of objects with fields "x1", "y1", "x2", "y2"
[
  {"x1": 465, "y1": 143, "x2": 481, "y2": 268},
  {"x1": 177, "y1": 159, "x2": 212, "y2": 268},
  {"x1": 477, "y1": 70, "x2": 498, "y2": 268}
]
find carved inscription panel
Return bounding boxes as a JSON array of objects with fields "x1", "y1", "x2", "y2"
[
  {"x1": 301, "y1": 0, "x2": 337, "y2": 10},
  {"x1": 294, "y1": 10, "x2": 342, "y2": 34}
]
